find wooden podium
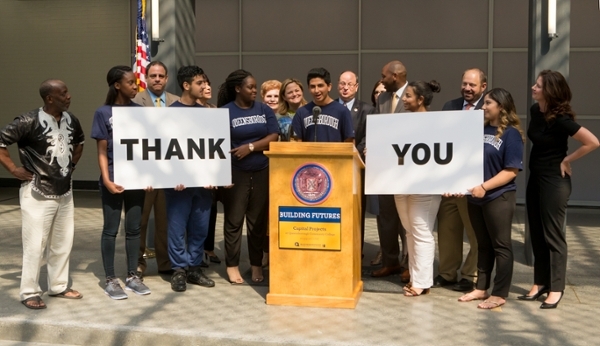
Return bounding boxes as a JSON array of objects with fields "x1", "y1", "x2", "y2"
[{"x1": 264, "y1": 142, "x2": 364, "y2": 309}]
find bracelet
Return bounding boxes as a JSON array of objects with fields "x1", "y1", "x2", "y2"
[{"x1": 480, "y1": 184, "x2": 487, "y2": 192}]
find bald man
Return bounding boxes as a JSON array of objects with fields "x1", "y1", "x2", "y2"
[
  {"x1": 370, "y1": 61, "x2": 409, "y2": 282},
  {"x1": 336, "y1": 70, "x2": 374, "y2": 252},
  {"x1": 0, "y1": 80, "x2": 85, "y2": 309}
]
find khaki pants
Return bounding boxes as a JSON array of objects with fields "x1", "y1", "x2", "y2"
[{"x1": 436, "y1": 196, "x2": 478, "y2": 282}]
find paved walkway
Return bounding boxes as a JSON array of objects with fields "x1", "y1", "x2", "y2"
[{"x1": 0, "y1": 188, "x2": 599, "y2": 345}]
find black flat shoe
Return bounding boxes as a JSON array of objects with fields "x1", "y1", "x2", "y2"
[
  {"x1": 540, "y1": 291, "x2": 564, "y2": 309},
  {"x1": 208, "y1": 254, "x2": 221, "y2": 264},
  {"x1": 517, "y1": 286, "x2": 550, "y2": 301}
]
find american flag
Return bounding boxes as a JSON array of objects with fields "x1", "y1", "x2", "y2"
[{"x1": 134, "y1": 0, "x2": 151, "y2": 91}]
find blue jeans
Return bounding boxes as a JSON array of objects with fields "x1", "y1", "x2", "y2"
[{"x1": 164, "y1": 187, "x2": 212, "y2": 270}]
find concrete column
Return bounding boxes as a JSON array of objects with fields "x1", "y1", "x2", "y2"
[
  {"x1": 150, "y1": 0, "x2": 196, "y2": 95},
  {"x1": 524, "y1": 0, "x2": 571, "y2": 265}
]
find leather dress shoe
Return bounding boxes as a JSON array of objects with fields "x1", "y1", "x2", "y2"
[
  {"x1": 370, "y1": 250, "x2": 383, "y2": 266},
  {"x1": 187, "y1": 269, "x2": 215, "y2": 288},
  {"x1": 452, "y1": 278, "x2": 474, "y2": 292},
  {"x1": 371, "y1": 265, "x2": 402, "y2": 278},
  {"x1": 432, "y1": 275, "x2": 456, "y2": 288},
  {"x1": 400, "y1": 269, "x2": 410, "y2": 283},
  {"x1": 143, "y1": 249, "x2": 156, "y2": 259}
]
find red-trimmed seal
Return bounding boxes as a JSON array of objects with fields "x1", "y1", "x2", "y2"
[{"x1": 291, "y1": 163, "x2": 332, "y2": 205}]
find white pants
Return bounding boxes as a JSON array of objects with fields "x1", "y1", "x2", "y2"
[
  {"x1": 394, "y1": 194, "x2": 441, "y2": 289},
  {"x1": 19, "y1": 183, "x2": 74, "y2": 300}
]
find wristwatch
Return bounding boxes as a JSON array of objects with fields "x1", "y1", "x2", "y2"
[{"x1": 248, "y1": 143, "x2": 254, "y2": 152}]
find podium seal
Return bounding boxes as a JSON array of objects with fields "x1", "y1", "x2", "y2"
[{"x1": 291, "y1": 163, "x2": 332, "y2": 205}]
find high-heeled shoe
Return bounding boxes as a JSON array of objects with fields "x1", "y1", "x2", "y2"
[
  {"x1": 540, "y1": 291, "x2": 564, "y2": 309},
  {"x1": 517, "y1": 286, "x2": 550, "y2": 301}
]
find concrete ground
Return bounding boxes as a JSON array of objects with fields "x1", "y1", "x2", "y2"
[{"x1": 0, "y1": 188, "x2": 599, "y2": 346}]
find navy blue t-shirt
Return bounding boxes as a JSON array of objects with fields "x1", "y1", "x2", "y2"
[
  {"x1": 222, "y1": 101, "x2": 279, "y2": 171},
  {"x1": 90, "y1": 102, "x2": 140, "y2": 185},
  {"x1": 170, "y1": 100, "x2": 203, "y2": 108},
  {"x1": 291, "y1": 101, "x2": 354, "y2": 142},
  {"x1": 469, "y1": 125, "x2": 524, "y2": 205}
]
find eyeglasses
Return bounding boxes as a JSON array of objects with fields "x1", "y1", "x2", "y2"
[{"x1": 338, "y1": 82, "x2": 357, "y2": 88}]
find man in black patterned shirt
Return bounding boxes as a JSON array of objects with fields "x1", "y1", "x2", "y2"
[{"x1": 0, "y1": 79, "x2": 85, "y2": 309}]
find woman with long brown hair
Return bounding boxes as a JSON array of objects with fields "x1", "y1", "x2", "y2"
[
  {"x1": 519, "y1": 70, "x2": 598, "y2": 309},
  {"x1": 456, "y1": 88, "x2": 524, "y2": 309}
]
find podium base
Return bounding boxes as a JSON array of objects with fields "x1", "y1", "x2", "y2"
[{"x1": 266, "y1": 281, "x2": 363, "y2": 309}]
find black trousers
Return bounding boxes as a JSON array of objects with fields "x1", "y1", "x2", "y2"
[
  {"x1": 468, "y1": 191, "x2": 515, "y2": 297},
  {"x1": 376, "y1": 195, "x2": 407, "y2": 268},
  {"x1": 221, "y1": 167, "x2": 269, "y2": 267},
  {"x1": 526, "y1": 172, "x2": 570, "y2": 292},
  {"x1": 205, "y1": 189, "x2": 221, "y2": 252}
]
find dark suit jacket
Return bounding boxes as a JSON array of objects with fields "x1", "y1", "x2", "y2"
[
  {"x1": 376, "y1": 88, "x2": 408, "y2": 114},
  {"x1": 442, "y1": 96, "x2": 484, "y2": 111},
  {"x1": 336, "y1": 98, "x2": 374, "y2": 160},
  {"x1": 132, "y1": 89, "x2": 179, "y2": 107}
]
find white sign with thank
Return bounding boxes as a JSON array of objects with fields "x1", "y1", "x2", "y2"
[
  {"x1": 365, "y1": 110, "x2": 484, "y2": 195},
  {"x1": 112, "y1": 107, "x2": 232, "y2": 189}
]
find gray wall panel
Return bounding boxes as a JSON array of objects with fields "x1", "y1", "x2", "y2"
[
  {"x1": 570, "y1": 1, "x2": 600, "y2": 47},
  {"x1": 493, "y1": 0, "x2": 528, "y2": 48},
  {"x1": 242, "y1": 0, "x2": 358, "y2": 52},
  {"x1": 195, "y1": 0, "x2": 239, "y2": 52},
  {"x1": 569, "y1": 52, "x2": 600, "y2": 115},
  {"x1": 0, "y1": 0, "x2": 131, "y2": 181},
  {"x1": 492, "y1": 52, "x2": 529, "y2": 113},
  {"x1": 567, "y1": 119, "x2": 600, "y2": 204},
  {"x1": 361, "y1": 0, "x2": 489, "y2": 49}
]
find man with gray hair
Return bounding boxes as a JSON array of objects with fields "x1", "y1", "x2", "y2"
[{"x1": 0, "y1": 79, "x2": 85, "y2": 309}]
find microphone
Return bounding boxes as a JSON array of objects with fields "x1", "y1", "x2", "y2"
[{"x1": 312, "y1": 106, "x2": 321, "y2": 142}]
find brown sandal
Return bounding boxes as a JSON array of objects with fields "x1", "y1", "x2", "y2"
[
  {"x1": 49, "y1": 288, "x2": 83, "y2": 299},
  {"x1": 21, "y1": 296, "x2": 47, "y2": 310}
]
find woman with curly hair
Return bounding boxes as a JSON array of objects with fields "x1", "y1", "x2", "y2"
[
  {"x1": 457, "y1": 88, "x2": 524, "y2": 309},
  {"x1": 260, "y1": 80, "x2": 282, "y2": 114},
  {"x1": 519, "y1": 70, "x2": 598, "y2": 309}
]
